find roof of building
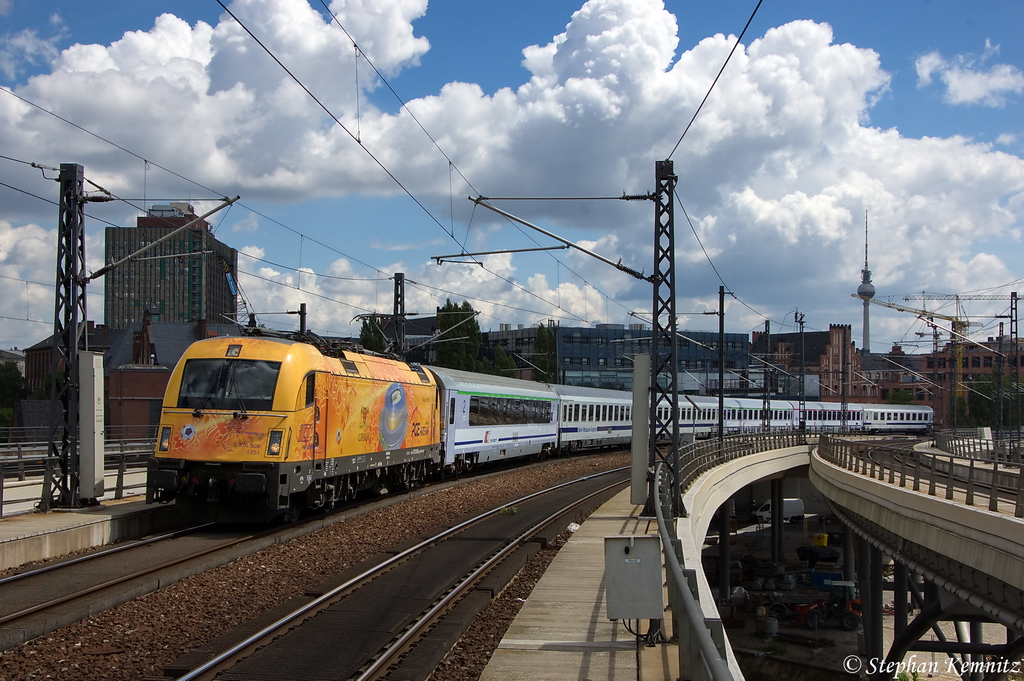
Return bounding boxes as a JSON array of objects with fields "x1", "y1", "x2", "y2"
[
  {"x1": 751, "y1": 329, "x2": 832, "y2": 363},
  {"x1": 104, "y1": 321, "x2": 242, "y2": 372}
]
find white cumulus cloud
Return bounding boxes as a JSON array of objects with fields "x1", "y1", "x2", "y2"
[
  {"x1": 0, "y1": 0, "x2": 1021, "y2": 354},
  {"x1": 916, "y1": 40, "x2": 1024, "y2": 107}
]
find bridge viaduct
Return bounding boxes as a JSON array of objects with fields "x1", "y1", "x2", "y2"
[{"x1": 675, "y1": 434, "x2": 1024, "y2": 680}]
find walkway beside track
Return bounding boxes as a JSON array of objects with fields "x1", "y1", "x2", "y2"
[{"x1": 481, "y1": 487, "x2": 678, "y2": 681}]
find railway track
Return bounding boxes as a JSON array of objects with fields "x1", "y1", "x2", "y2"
[
  {"x1": 0, "y1": 452, "x2": 627, "y2": 659},
  {"x1": 0, "y1": 522, "x2": 287, "y2": 652},
  {"x1": 167, "y1": 467, "x2": 629, "y2": 681}
]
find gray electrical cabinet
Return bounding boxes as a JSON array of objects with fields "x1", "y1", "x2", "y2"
[{"x1": 604, "y1": 535, "x2": 664, "y2": 620}]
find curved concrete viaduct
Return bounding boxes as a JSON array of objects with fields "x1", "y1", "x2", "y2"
[{"x1": 677, "y1": 438, "x2": 1024, "y2": 680}]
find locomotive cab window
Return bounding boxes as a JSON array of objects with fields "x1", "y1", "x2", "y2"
[
  {"x1": 178, "y1": 358, "x2": 281, "y2": 411},
  {"x1": 305, "y1": 373, "x2": 315, "y2": 408}
]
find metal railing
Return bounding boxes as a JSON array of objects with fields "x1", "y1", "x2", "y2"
[
  {"x1": 654, "y1": 460, "x2": 733, "y2": 681},
  {"x1": 934, "y1": 431, "x2": 1022, "y2": 462},
  {"x1": 677, "y1": 431, "x2": 809, "y2": 498},
  {"x1": 652, "y1": 430, "x2": 810, "y2": 681},
  {"x1": 0, "y1": 425, "x2": 159, "y2": 446},
  {"x1": 0, "y1": 438, "x2": 154, "y2": 518},
  {"x1": 818, "y1": 434, "x2": 1024, "y2": 518}
]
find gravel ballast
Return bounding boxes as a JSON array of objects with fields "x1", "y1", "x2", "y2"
[{"x1": 0, "y1": 453, "x2": 629, "y2": 681}]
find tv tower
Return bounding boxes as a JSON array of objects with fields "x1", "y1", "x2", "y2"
[{"x1": 857, "y1": 211, "x2": 875, "y2": 354}]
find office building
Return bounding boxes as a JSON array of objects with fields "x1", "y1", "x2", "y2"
[{"x1": 104, "y1": 203, "x2": 238, "y2": 329}]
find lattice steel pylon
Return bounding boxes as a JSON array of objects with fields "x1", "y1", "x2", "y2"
[
  {"x1": 648, "y1": 160, "x2": 681, "y2": 516},
  {"x1": 41, "y1": 163, "x2": 89, "y2": 510}
]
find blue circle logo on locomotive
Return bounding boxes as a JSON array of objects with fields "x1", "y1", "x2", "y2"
[{"x1": 380, "y1": 383, "x2": 408, "y2": 450}]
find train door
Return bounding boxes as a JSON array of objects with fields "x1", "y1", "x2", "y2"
[
  {"x1": 312, "y1": 371, "x2": 328, "y2": 465},
  {"x1": 439, "y1": 388, "x2": 458, "y2": 467}
]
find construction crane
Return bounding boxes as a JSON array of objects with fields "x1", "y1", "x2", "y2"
[
  {"x1": 905, "y1": 292, "x2": 1020, "y2": 440},
  {"x1": 904, "y1": 292, "x2": 1009, "y2": 302},
  {"x1": 853, "y1": 294, "x2": 971, "y2": 427},
  {"x1": 903, "y1": 291, "x2": 1014, "y2": 352}
]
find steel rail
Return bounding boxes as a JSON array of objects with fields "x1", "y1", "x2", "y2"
[
  {"x1": 355, "y1": 474, "x2": 629, "y2": 681},
  {"x1": 176, "y1": 466, "x2": 629, "y2": 681},
  {"x1": 0, "y1": 522, "x2": 214, "y2": 587},
  {"x1": 0, "y1": 524, "x2": 277, "y2": 630}
]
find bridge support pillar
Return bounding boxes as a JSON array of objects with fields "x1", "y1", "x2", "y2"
[
  {"x1": 893, "y1": 560, "x2": 908, "y2": 637},
  {"x1": 842, "y1": 525, "x2": 855, "y2": 582},
  {"x1": 718, "y1": 496, "x2": 732, "y2": 603},
  {"x1": 869, "y1": 543, "x2": 885, "y2": 664},
  {"x1": 969, "y1": 620, "x2": 984, "y2": 681},
  {"x1": 856, "y1": 534, "x2": 886, "y2": 670},
  {"x1": 770, "y1": 479, "x2": 783, "y2": 563}
]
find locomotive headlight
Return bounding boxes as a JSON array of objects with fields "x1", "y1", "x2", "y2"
[
  {"x1": 158, "y1": 426, "x2": 172, "y2": 452},
  {"x1": 267, "y1": 430, "x2": 284, "y2": 457}
]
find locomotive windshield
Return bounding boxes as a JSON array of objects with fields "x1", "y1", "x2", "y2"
[{"x1": 177, "y1": 358, "x2": 281, "y2": 411}]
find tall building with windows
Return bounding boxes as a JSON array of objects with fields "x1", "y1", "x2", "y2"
[{"x1": 104, "y1": 203, "x2": 238, "y2": 329}]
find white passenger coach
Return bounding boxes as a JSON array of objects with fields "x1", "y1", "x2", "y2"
[{"x1": 428, "y1": 366, "x2": 932, "y2": 469}]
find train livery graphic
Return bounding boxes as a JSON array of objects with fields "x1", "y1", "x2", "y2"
[{"x1": 148, "y1": 333, "x2": 932, "y2": 522}]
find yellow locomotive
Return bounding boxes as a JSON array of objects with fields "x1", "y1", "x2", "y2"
[{"x1": 147, "y1": 334, "x2": 441, "y2": 522}]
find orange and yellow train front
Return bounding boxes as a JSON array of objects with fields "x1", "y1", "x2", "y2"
[{"x1": 147, "y1": 336, "x2": 441, "y2": 522}]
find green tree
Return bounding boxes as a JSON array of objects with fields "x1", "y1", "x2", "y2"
[
  {"x1": 0, "y1": 408, "x2": 12, "y2": 440},
  {"x1": 490, "y1": 345, "x2": 518, "y2": 376},
  {"x1": 887, "y1": 388, "x2": 914, "y2": 405},
  {"x1": 359, "y1": 316, "x2": 388, "y2": 354},
  {"x1": 533, "y1": 323, "x2": 557, "y2": 383},
  {"x1": 30, "y1": 370, "x2": 68, "y2": 400},
  {"x1": 435, "y1": 299, "x2": 482, "y2": 371},
  {"x1": 0, "y1": 363, "x2": 28, "y2": 408},
  {"x1": 962, "y1": 373, "x2": 1022, "y2": 431}
]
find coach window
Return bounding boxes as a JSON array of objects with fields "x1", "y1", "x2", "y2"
[{"x1": 450, "y1": 398, "x2": 456, "y2": 424}]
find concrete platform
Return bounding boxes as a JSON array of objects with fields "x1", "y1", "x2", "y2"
[
  {"x1": 481, "y1": 489, "x2": 679, "y2": 681},
  {"x1": 0, "y1": 497, "x2": 181, "y2": 571}
]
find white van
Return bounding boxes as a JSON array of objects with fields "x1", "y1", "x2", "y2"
[{"x1": 754, "y1": 498, "x2": 804, "y2": 523}]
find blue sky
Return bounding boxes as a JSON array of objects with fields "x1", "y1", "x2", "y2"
[{"x1": 1, "y1": 0, "x2": 1022, "y2": 354}]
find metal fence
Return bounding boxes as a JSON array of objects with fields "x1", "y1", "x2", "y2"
[
  {"x1": 0, "y1": 425, "x2": 159, "y2": 445},
  {"x1": 934, "y1": 431, "x2": 1022, "y2": 461},
  {"x1": 0, "y1": 437, "x2": 154, "y2": 517},
  {"x1": 652, "y1": 430, "x2": 810, "y2": 681},
  {"x1": 818, "y1": 434, "x2": 1024, "y2": 518},
  {"x1": 677, "y1": 431, "x2": 810, "y2": 497}
]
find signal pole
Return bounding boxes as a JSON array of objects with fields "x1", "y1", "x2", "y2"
[
  {"x1": 795, "y1": 311, "x2": 806, "y2": 430},
  {"x1": 393, "y1": 273, "x2": 406, "y2": 359},
  {"x1": 761, "y1": 320, "x2": 771, "y2": 431}
]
